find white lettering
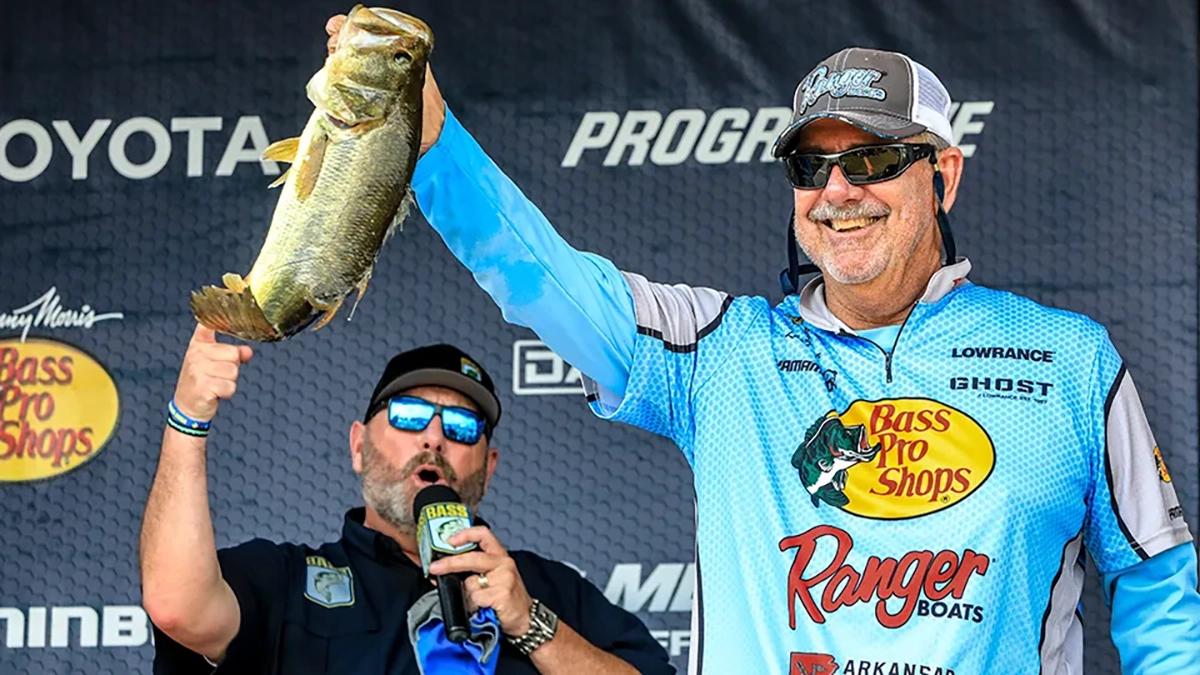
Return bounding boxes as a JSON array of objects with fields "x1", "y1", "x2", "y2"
[
  {"x1": 649, "y1": 630, "x2": 692, "y2": 657},
  {"x1": 101, "y1": 606, "x2": 149, "y2": 647},
  {"x1": 695, "y1": 108, "x2": 749, "y2": 164},
  {"x1": 108, "y1": 117, "x2": 172, "y2": 179},
  {"x1": 649, "y1": 109, "x2": 706, "y2": 166},
  {"x1": 171, "y1": 117, "x2": 223, "y2": 177},
  {"x1": 0, "y1": 605, "x2": 151, "y2": 650},
  {"x1": 949, "y1": 101, "x2": 994, "y2": 158},
  {"x1": 561, "y1": 111, "x2": 620, "y2": 168},
  {"x1": 216, "y1": 116, "x2": 280, "y2": 177},
  {"x1": 603, "y1": 110, "x2": 662, "y2": 166},
  {"x1": 0, "y1": 607, "x2": 24, "y2": 648},
  {"x1": 563, "y1": 103, "x2": 993, "y2": 167},
  {"x1": 27, "y1": 607, "x2": 46, "y2": 648},
  {"x1": 0, "y1": 287, "x2": 125, "y2": 343},
  {"x1": 50, "y1": 606, "x2": 99, "y2": 648},
  {"x1": 604, "y1": 563, "x2": 685, "y2": 613},
  {"x1": 512, "y1": 340, "x2": 583, "y2": 395},
  {"x1": 735, "y1": 107, "x2": 792, "y2": 163},
  {"x1": 51, "y1": 120, "x2": 113, "y2": 180},
  {"x1": 0, "y1": 120, "x2": 54, "y2": 182}
]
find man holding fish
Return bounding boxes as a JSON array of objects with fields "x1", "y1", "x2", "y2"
[
  {"x1": 141, "y1": 8, "x2": 674, "y2": 675},
  {"x1": 318, "y1": 7, "x2": 1200, "y2": 675}
]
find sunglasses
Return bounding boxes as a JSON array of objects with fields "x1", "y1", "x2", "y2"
[
  {"x1": 386, "y1": 395, "x2": 489, "y2": 445},
  {"x1": 782, "y1": 143, "x2": 936, "y2": 190}
]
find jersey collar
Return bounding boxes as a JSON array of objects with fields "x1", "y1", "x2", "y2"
[{"x1": 797, "y1": 258, "x2": 973, "y2": 333}]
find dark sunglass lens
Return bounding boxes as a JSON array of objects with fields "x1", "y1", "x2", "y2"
[
  {"x1": 841, "y1": 146, "x2": 908, "y2": 184},
  {"x1": 784, "y1": 154, "x2": 829, "y2": 189}
]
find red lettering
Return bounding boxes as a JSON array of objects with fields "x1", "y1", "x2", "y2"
[
  {"x1": 17, "y1": 356, "x2": 37, "y2": 386},
  {"x1": 914, "y1": 409, "x2": 935, "y2": 432},
  {"x1": 928, "y1": 468, "x2": 955, "y2": 503},
  {"x1": 38, "y1": 357, "x2": 57, "y2": 384},
  {"x1": 892, "y1": 410, "x2": 915, "y2": 433},
  {"x1": 780, "y1": 525, "x2": 852, "y2": 627},
  {"x1": 933, "y1": 409, "x2": 952, "y2": 432},
  {"x1": 781, "y1": 526, "x2": 990, "y2": 629},
  {"x1": 0, "y1": 420, "x2": 17, "y2": 459},
  {"x1": 869, "y1": 404, "x2": 895, "y2": 435},
  {"x1": 0, "y1": 348, "x2": 17, "y2": 385},
  {"x1": 791, "y1": 653, "x2": 840, "y2": 675},
  {"x1": 56, "y1": 356, "x2": 73, "y2": 385},
  {"x1": 76, "y1": 428, "x2": 94, "y2": 456},
  {"x1": 952, "y1": 468, "x2": 972, "y2": 493},
  {"x1": 944, "y1": 551, "x2": 990, "y2": 597},
  {"x1": 923, "y1": 551, "x2": 960, "y2": 600},
  {"x1": 870, "y1": 467, "x2": 900, "y2": 495}
]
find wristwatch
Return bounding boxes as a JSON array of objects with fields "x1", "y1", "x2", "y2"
[{"x1": 507, "y1": 599, "x2": 559, "y2": 656}]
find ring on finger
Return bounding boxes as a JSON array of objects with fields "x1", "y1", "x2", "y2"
[{"x1": 477, "y1": 573, "x2": 489, "y2": 589}]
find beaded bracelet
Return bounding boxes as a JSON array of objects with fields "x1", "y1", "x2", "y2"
[{"x1": 167, "y1": 399, "x2": 211, "y2": 437}]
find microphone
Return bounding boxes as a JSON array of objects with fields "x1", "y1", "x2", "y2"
[{"x1": 414, "y1": 484, "x2": 478, "y2": 644}]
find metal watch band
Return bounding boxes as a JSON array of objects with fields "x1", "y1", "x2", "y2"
[{"x1": 506, "y1": 599, "x2": 558, "y2": 656}]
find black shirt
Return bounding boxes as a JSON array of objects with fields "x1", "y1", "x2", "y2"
[{"x1": 152, "y1": 508, "x2": 675, "y2": 674}]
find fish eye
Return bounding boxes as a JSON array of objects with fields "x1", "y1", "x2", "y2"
[{"x1": 393, "y1": 52, "x2": 411, "y2": 63}]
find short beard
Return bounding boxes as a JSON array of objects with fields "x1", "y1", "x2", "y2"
[
  {"x1": 359, "y1": 433, "x2": 490, "y2": 535},
  {"x1": 799, "y1": 202, "x2": 898, "y2": 285}
]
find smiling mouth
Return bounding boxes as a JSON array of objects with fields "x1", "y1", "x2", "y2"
[{"x1": 824, "y1": 216, "x2": 884, "y2": 233}]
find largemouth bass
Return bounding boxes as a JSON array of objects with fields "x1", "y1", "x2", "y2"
[{"x1": 189, "y1": 5, "x2": 432, "y2": 341}]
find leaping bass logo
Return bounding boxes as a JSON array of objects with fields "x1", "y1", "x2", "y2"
[
  {"x1": 799, "y1": 66, "x2": 886, "y2": 114},
  {"x1": 304, "y1": 556, "x2": 355, "y2": 608},
  {"x1": 793, "y1": 399, "x2": 995, "y2": 519}
]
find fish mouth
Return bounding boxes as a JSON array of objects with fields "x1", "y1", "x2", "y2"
[
  {"x1": 823, "y1": 216, "x2": 885, "y2": 233},
  {"x1": 325, "y1": 112, "x2": 356, "y2": 130},
  {"x1": 348, "y1": 6, "x2": 433, "y2": 46}
]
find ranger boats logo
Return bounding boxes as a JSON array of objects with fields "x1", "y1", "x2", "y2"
[{"x1": 793, "y1": 399, "x2": 995, "y2": 519}]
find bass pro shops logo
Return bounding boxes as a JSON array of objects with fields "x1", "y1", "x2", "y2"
[{"x1": 792, "y1": 399, "x2": 995, "y2": 519}]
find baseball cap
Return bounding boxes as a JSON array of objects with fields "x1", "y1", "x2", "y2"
[
  {"x1": 772, "y1": 47, "x2": 954, "y2": 158},
  {"x1": 363, "y1": 344, "x2": 502, "y2": 429}
]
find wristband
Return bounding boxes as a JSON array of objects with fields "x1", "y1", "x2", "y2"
[{"x1": 167, "y1": 399, "x2": 211, "y2": 437}]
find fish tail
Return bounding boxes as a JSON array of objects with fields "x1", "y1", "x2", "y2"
[{"x1": 189, "y1": 284, "x2": 282, "y2": 342}]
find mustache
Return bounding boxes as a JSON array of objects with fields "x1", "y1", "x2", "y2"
[
  {"x1": 399, "y1": 451, "x2": 459, "y2": 483},
  {"x1": 807, "y1": 202, "x2": 891, "y2": 222}
]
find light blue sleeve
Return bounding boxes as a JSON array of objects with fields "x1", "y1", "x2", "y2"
[
  {"x1": 1105, "y1": 542, "x2": 1200, "y2": 671},
  {"x1": 410, "y1": 106, "x2": 636, "y2": 397}
]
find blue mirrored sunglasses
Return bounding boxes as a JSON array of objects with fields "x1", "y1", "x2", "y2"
[{"x1": 387, "y1": 395, "x2": 489, "y2": 445}]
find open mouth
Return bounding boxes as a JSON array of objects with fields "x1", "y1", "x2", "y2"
[
  {"x1": 325, "y1": 113, "x2": 356, "y2": 130},
  {"x1": 824, "y1": 216, "x2": 884, "y2": 233},
  {"x1": 414, "y1": 465, "x2": 444, "y2": 486}
]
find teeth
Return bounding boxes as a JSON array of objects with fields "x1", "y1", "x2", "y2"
[{"x1": 829, "y1": 217, "x2": 879, "y2": 232}]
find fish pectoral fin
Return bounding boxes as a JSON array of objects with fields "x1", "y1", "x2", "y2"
[
  {"x1": 294, "y1": 128, "x2": 328, "y2": 202},
  {"x1": 308, "y1": 294, "x2": 346, "y2": 332},
  {"x1": 261, "y1": 137, "x2": 301, "y2": 163},
  {"x1": 267, "y1": 167, "x2": 291, "y2": 189},
  {"x1": 221, "y1": 272, "x2": 249, "y2": 293}
]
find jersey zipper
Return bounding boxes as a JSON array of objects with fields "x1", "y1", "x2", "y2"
[{"x1": 838, "y1": 306, "x2": 916, "y2": 384}]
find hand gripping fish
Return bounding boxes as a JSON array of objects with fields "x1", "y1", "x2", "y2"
[{"x1": 189, "y1": 6, "x2": 432, "y2": 341}]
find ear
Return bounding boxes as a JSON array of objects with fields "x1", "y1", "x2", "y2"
[
  {"x1": 483, "y1": 444, "x2": 500, "y2": 490},
  {"x1": 349, "y1": 420, "x2": 366, "y2": 475},
  {"x1": 933, "y1": 146, "x2": 965, "y2": 213}
]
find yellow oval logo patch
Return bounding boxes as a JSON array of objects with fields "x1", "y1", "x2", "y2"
[
  {"x1": 795, "y1": 398, "x2": 994, "y2": 520},
  {"x1": 0, "y1": 338, "x2": 120, "y2": 482}
]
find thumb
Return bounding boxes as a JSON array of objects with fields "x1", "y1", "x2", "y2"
[
  {"x1": 237, "y1": 345, "x2": 254, "y2": 363},
  {"x1": 191, "y1": 323, "x2": 217, "y2": 344}
]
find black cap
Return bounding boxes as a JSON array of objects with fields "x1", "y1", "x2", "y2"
[{"x1": 364, "y1": 344, "x2": 502, "y2": 430}]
